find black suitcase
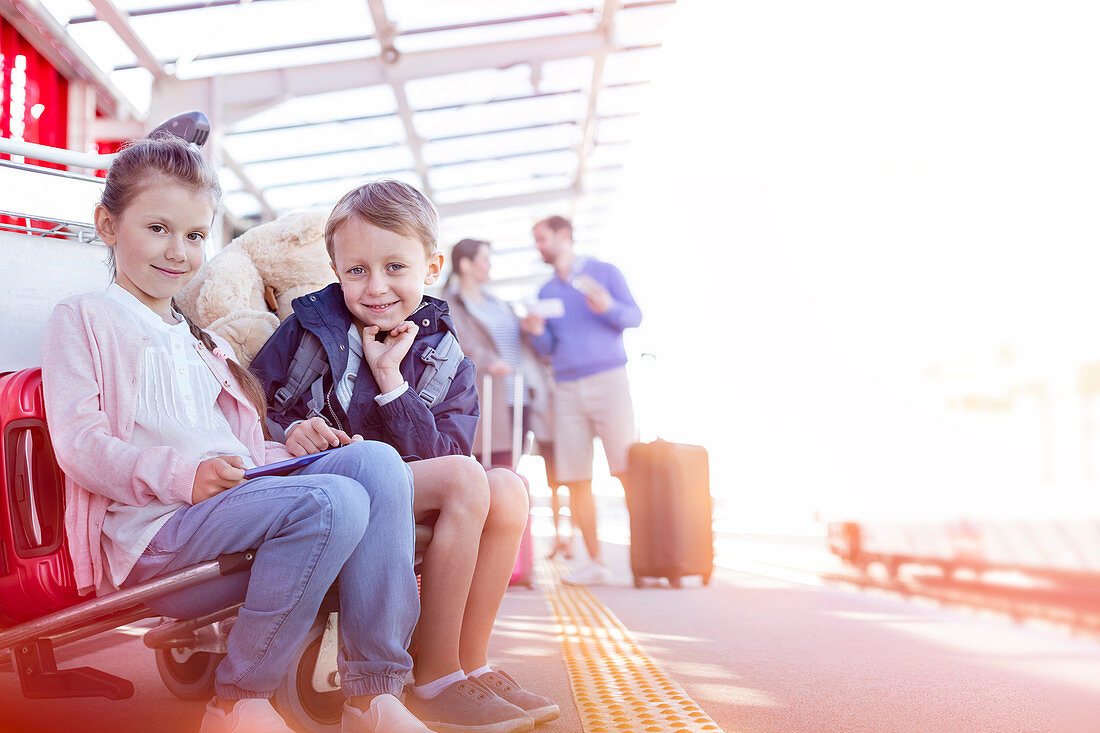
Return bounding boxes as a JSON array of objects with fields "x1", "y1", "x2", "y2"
[{"x1": 624, "y1": 439, "x2": 713, "y2": 588}]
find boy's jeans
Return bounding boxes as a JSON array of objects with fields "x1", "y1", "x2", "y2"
[{"x1": 124, "y1": 440, "x2": 419, "y2": 699}]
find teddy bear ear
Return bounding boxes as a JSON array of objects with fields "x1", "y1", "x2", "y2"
[
  {"x1": 296, "y1": 208, "x2": 329, "y2": 246},
  {"x1": 208, "y1": 310, "x2": 280, "y2": 368}
]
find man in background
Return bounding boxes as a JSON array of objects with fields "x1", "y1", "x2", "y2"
[{"x1": 522, "y1": 215, "x2": 642, "y2": 585}]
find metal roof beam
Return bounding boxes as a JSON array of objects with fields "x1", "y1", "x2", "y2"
[
  {"x1": 225, "y1": 82, "x2": 647, "y2": 137},
  {"x1": 80, "y1": 0, "x2": 673, "y2": 25},
  {"x1": 86, "y1": 0, "x2": 169, "y2": 80},
  {"x1": 70, "y1": 0, "x2": 283, "y2": 23},
  {"x1": 105, "y1": 1, "x2": 673, "y2": 71},
  {"x1": 573, "y1": 0, "x2": 618, "y2": 216},
  {"x1": 168, "y1": 30, "x2": 625, "y2": 124},
  {"x1": 221, "y1": 151, "x2": 277, "y2": 222},
  {"x1": 238, "y1": 117, "x2": 639, "y2": 165},
  {"x1": 364, "y1": 0, "x2": 433, "y2": 198},
  {"x1": 436, "y1": 188, "x2": 578, "y2": 218}
]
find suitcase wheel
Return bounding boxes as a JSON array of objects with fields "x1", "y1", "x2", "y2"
[
  {"x1": 667, "y1": 575, "x2": 682, "y2": 589},
  {"x1": 155, "y1": 647, "x2": 220, "y2": 701},
  {"x1": 273, "y1": 616, "x2": 342, "y2": 732}
]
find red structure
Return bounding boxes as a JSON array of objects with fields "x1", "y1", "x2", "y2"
[{"x1": 0, "y1": 16, "x2": 68, "y2": 169}]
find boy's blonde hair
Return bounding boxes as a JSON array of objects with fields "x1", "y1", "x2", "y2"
[{"x1": 325, "y1": 179, "x2": 438, "y2": 261}]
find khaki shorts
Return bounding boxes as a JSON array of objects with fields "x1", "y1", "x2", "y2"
[{"x1": 552, "y1": 367, "x2": 636, "y2": 482}]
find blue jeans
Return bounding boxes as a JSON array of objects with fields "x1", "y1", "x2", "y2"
[{"x1": 124, "y1": 440, "x2": 419, "y2": 699}]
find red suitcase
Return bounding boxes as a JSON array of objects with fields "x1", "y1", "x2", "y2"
[{"x1": 0, "y1": 368, "x2": 83, "y2": 626}]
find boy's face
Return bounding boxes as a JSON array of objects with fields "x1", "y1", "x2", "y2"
[{"x1": 330, "y1": 216, "x2": 442, "y2": 333}]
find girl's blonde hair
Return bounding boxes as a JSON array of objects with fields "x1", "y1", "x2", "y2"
[
  {"x1": 101, "y1": 134, "x2": 269, "y2": 434},
  {"x1": 324, "y1": 179, "x2": 438, "y2": 261}
]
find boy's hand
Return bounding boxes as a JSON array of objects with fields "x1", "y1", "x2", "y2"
[
  {"x1": 192, "y1": 454, "x2": 246, "y2": 504},
  {"x1": 286, "y1": 416, "x2": 361, "y2": 457},
  {"x1": 521, "y1": 313, "x2": 545, "y2": 336},
  {"x1": 362, "y1": 322, "x2": 417, "y2": 393}
]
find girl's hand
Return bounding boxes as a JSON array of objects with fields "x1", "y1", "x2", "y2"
[
  {"x1": 192, "y1": 455, "x2": 246, "y2": 504},
  {"x1": 362, "y1": 322, "x2": 418, "y2": 393},
  {"x1": 487, "y1": 360, "x2": 512, "y2": 378},
  {"x1": 286, "y1": 416, "x2": 361, "y2": 457}
]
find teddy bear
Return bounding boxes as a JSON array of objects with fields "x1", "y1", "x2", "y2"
[{"x1": 175, "y1": 207, "x2": 336, "y2": 367}]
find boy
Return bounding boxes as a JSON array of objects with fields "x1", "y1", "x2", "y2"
[{"x1": 251, "y1": 180, "x2": 558, "y2": 733}]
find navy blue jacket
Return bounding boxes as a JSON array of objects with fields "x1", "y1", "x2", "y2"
[{"x1": 250, "y1": 283, "x2": 479, "y2": 460}]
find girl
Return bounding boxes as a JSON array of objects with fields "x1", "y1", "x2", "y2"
[{"x1": 41, "y1": 135, "x2": 429, "y2": 733}]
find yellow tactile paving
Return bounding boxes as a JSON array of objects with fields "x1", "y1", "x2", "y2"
[{"x1": 539, "y1": 557, "x2": 726, "y2": 733}]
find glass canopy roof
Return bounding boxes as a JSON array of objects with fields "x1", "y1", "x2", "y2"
[{"x1": 30, "y1": 0, "x2": 677, "y2": 288}]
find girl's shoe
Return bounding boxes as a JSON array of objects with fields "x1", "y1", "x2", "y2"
[
  {"x1": 405, "y1": 678, "x2": 533, "y2": 733},
  {"x1": 199, "y1": 698, "x2": 294, "y2": 733},
  {"x1": 471, "y1": 669, "x2": 560, "y2": 724},
  {"x1": 341, "y1": 694, "x2": 430, "y2": 733}
]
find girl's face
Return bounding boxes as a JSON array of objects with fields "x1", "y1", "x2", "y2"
[
  {"x1": 96, "y1": 178, "x2": 215, "y2": 322},
  {"x1": 463, "y1": 243, "x2": 492, "y2": 285}
]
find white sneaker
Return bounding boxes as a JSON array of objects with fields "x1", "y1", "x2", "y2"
[
  {"x1": 199, "y1": 698, "x2": 294, "y2": 733},
  {"x1": 341, "y1": 694, "x2": 430, "y2": 733},
  {"x1": 562, "y1": 561, "x2": 613, "y2": 586}
]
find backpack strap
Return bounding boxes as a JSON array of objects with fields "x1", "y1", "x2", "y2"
[
  {"x1": 415, "y1": 330, "x2": 464, "y2": 409},
  {"x1": 272, "y1": 330, "x2": 331, "y2": 417}
]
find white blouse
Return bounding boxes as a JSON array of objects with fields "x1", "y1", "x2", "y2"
[{"x1": 98, "y1": 284, "x2": 255, "y2": 590}]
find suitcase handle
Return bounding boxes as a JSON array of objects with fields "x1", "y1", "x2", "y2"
[
  {"x1": 480, "y1": 374, "x2": 525, "y2": 468},
  {"x1": 15, "y1": 428, "x2": 45, "y2": 548}
]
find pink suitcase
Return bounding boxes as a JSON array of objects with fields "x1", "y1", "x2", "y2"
[{"x1": 479, "y1": 375, "x2": 535, "y2": 588}]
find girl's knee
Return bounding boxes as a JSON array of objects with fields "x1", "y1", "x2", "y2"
[
  {"x1": 307, "y1": 477, "x2": 370, "y2": 539},
  {"x1": 341, "y1": 440, "x2": 405, "y2": 473},
  {"x1": 487, "y1": 468, "x2": 529, "y2": 532}
]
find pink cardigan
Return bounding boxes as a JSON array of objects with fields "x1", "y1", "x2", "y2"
[{"x1": 41, "y1": 293, "x2": 292, "y2": 594}]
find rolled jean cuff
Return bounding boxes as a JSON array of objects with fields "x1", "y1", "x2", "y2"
[
  {"x1": 214, "y1": 683, "x2": 275, "y2": 700},
  {"x1": 340, "y1": 672, "x2": 407, "y2": 698}
]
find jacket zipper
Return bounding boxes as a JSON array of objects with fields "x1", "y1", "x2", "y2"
[{"x1": 324, "y1": 386, "x2": 346, "y2": 435}]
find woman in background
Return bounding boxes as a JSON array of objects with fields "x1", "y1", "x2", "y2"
[{"x1": 444, "y1": 238, "x2": 571, "y2": 556}]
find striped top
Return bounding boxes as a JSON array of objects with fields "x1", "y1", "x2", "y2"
[{"x1": 465, "y1": 294, "x2": 527, "y2": 405}]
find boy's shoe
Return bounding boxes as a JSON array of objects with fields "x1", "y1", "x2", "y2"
[
  {"x1": 341, "y1": 694, "x2": 430, "y2": 733},
  {"x1": 562, "y1": 561, "x2": 613, "y2": 586},
  {"x1": 405, "y1": 678, "x2": 534, "y2": 733},
  {"x1": 471, "y1": 669, "x2": 560, "y2": 724},
  {"x1": 199, "y1": 698, "x2": 294, "y2": 733}
]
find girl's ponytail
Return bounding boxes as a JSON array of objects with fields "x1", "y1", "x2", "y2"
[{"x1": 174, "y1": 301, "x2": 271, "y2": 440}]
